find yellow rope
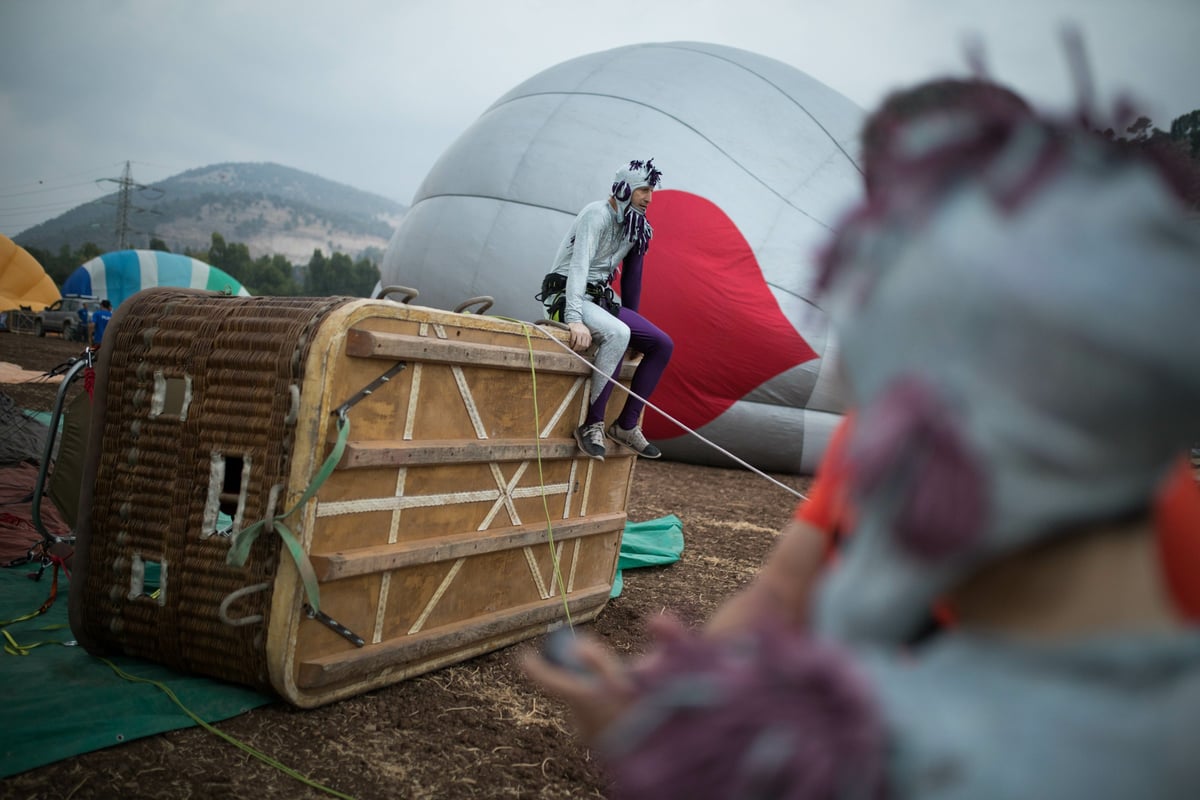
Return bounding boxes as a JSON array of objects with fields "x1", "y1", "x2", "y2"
[
  {"x1": 2, "y1": 623, "x2": 70, "y2": 656},
  {"x1": 0, "y1": 609, "x2": 354, "y2": 797},
  {"x1": 513, "y1": 321, "x2": 574, "y2": 628},
  {"x1": 0, "y1": 608, "x2": 45, "y2": 627},
  {"x1": 98, "y1": 657, "x2": 357, "y2": 800}
]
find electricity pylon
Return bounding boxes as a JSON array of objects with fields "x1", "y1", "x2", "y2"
[{"x1": 98, "y1": 161, "x2": 163, "y2": 250}]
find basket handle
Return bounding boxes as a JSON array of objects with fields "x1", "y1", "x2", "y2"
[
  {"x1": 218, "y1": 581, "x2": 271, "y2": 627},
  {"x1": 379, "y1": 285, "x2": 420, "y2": 304},
  {"x1": 454, "y1": 296, "x2": 494, "y2": 314}
]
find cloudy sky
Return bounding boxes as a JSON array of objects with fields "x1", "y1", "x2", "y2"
[{"x1": 2, "y1": 0, "x2": 1196, "y2": 237}]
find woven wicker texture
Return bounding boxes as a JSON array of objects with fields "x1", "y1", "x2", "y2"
[{"x1": 76, "y1": 291, "x2": 351, "y2": 690}]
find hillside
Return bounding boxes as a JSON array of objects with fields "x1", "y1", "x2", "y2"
[{"x1": 14, "y1": 162, "x2": 407, "y2": 264}]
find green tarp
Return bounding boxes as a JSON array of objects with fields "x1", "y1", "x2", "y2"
[
  {"x1": 611, "y1": 514, "x2": 685, "y2": 597},
  {"x1": 0, "y1": 565, "x2": 272, "y2": 779},
  {"x1": 0, "y1": 515, "x2": 684, "y2": 778}
]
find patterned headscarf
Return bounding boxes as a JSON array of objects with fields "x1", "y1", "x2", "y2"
[
  {"x1": 814, "y1": 110, "x2": 1200, "y2": 645},
  {"x1": 611, "y1": 158, "x2": 662, "y2": 254}
]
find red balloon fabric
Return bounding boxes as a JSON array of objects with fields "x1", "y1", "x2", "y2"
[{"x1": 636, "y1": 191, "x2": 818, "y2": 440}]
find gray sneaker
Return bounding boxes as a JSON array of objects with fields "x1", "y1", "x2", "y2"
[
  {"x1": 607, "y1": 423, "x2": 662, "y2": 458},
  {"x1": 574, "y1": 422, "x2": 607, "y2": 460}
]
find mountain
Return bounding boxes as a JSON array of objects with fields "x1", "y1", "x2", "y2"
[{"x1": 13, "y1": 162, "x2": 407, "y2": 264}]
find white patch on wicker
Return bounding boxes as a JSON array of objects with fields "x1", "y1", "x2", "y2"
[
  {"x1": 127, "y1": 553, "x2": 165, "y2": 604},
  {"x1": 149, "y1": 371, "x2": 192, "y2": 420},
  {"x1": 202, "y1": 452, "x2": 252, "y2": 538},
  {"x1": 373, "y1": 468, "x2": 410, "y2": 644},
  {"x1": 285, "y1": 384, "x2": 301, "y2": 425},
  {"x1": 201, "y1": 453, "x2": 227, "y2": 538},
  {"x1": 157, "y1": 560, "x2": 167, "y2": 607},
  {"x1": 232, "y1": 456, "x2": 251, "y2": 534},
  {"x1": 128, "y1": 553, "x2": 145, "y2": 600}
]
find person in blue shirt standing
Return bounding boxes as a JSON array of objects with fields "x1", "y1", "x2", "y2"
[{"x1": 90, "y1": 299, "x2": 112, "y2": 347}]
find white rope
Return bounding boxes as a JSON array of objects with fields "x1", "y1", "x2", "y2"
[{"x1": 516, "y1": 319, "x2": 807, "y2": 502}]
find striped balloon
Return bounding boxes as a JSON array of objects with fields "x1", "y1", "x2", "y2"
[{"x1": 63, "y1": 250, "x2": 251, "y2": 308}]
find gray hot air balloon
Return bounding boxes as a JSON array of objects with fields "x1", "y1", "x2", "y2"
[{"x1": 380, "y1": 42, "x2": 865, "y2": 473}]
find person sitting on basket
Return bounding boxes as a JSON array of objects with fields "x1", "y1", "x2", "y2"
[{"x1": 537, "y1": 158, "x2": 674, "y2": 461}]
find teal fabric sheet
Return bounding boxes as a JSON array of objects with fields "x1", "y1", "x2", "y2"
[
  {"x1": 0, "y1": 565, "x2": 272, "y2": 779},
  {"x1": 0, "y1": 515, "x2": 684, "y2": 777},
  {"x1": 611, "y1": 514, "x2": 685, "y2": 598}
]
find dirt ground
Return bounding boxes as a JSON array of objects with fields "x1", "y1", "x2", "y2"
[{"x1": 0, "y1": 331, "x2": 811, "y2": 800}]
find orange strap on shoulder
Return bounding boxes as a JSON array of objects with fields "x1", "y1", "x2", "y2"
[{"x1": 794, "y1": 414, "x2": 856, "y2": 543}]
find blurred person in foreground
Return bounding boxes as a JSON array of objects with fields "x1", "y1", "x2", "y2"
[
  {"x1": 710, "y1": 78, "x2": 1037, "y2": 638},
  {"x1": 707, "y1": 77, "x2": 1200, "y2": 641},
  {"x1": 525, "y1": 87, "x2": 1200, "y2": 798}
]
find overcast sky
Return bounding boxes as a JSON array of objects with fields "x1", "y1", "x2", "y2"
[{"x1": 2, "y1": 0, "x2": 1197, "y2": 238}]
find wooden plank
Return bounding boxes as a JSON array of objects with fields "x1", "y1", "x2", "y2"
[
  {"x1": 296, "y1": 587, "x2": 612, "y2": 689},
  {"x1": 345, "y1": 328, "x2": 585, "y2": 375},
  {"x1": 345, "y1": 327, "x2": 640, "y2": 380},
  {"x1": 336, "y1": 438, "x2": 612, "y2": 468},
  {"x1": 309, "y1": 511, "x2": 626, "y2": 581}
]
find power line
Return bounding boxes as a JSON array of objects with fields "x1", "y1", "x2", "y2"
[
  {"x1": 97, "y1": 161, "x2": 163, "y2": 250},
  {"x1": 0, "y1": 162, "x2": 128, "y2": 193},
  {"x1": 0, "y1": 199, "x2": 95, "y2": 217},
  {"x1": 0, "y1": 178, "x2": 111, "y2": 200}
]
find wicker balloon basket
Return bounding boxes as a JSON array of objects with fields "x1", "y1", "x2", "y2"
[{"x1": 69, "y1": 288, "x2": 637, "y2": 707}]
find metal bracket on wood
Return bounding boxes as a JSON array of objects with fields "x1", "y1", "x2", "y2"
[
  {"x1": 334, "y1": 361, "x2": 407, "y2": 423},
  {"x1": 304, "y1": 604, "x2": 365, "y2": 648}
]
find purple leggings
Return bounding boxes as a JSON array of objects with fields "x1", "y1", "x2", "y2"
[{"x1": 585, "y1": 307, "x2": 674, "y2": 428}]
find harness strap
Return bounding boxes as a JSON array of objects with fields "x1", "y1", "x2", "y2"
[
  {"x1": 225, "y1": 361, "x2": 405, "y2": 615},
  {"x1": 225, "y1": 416, "x2": 348, "y2": 614},
  {"x1": 536, "y1": 272, "x2": 621, "y2": 321}
]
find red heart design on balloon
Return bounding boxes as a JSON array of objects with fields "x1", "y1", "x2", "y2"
[{"x1": 635, "y1": 190, "x2": 818, "y2": 439}]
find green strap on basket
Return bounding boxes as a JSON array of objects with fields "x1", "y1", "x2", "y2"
[{"x1": 225, "y1": 416, "x2": 350, "y2": 614}]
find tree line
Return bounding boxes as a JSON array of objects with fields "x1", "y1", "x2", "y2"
[
  {"x1": 1106, "y1": 110, "x2": 1200, "y2": 209},
  {"x1": 24, "y1": 232, "x2": 381, "y2": 298}
]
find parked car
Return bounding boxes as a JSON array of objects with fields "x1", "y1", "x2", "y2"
[{"x1": 34, "y1": 295, "x2": 100, "y2": 340}]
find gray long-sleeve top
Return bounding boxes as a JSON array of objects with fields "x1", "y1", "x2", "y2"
[{"x1": 548, "y1": 199, "x2": 638, "y2": 324}]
